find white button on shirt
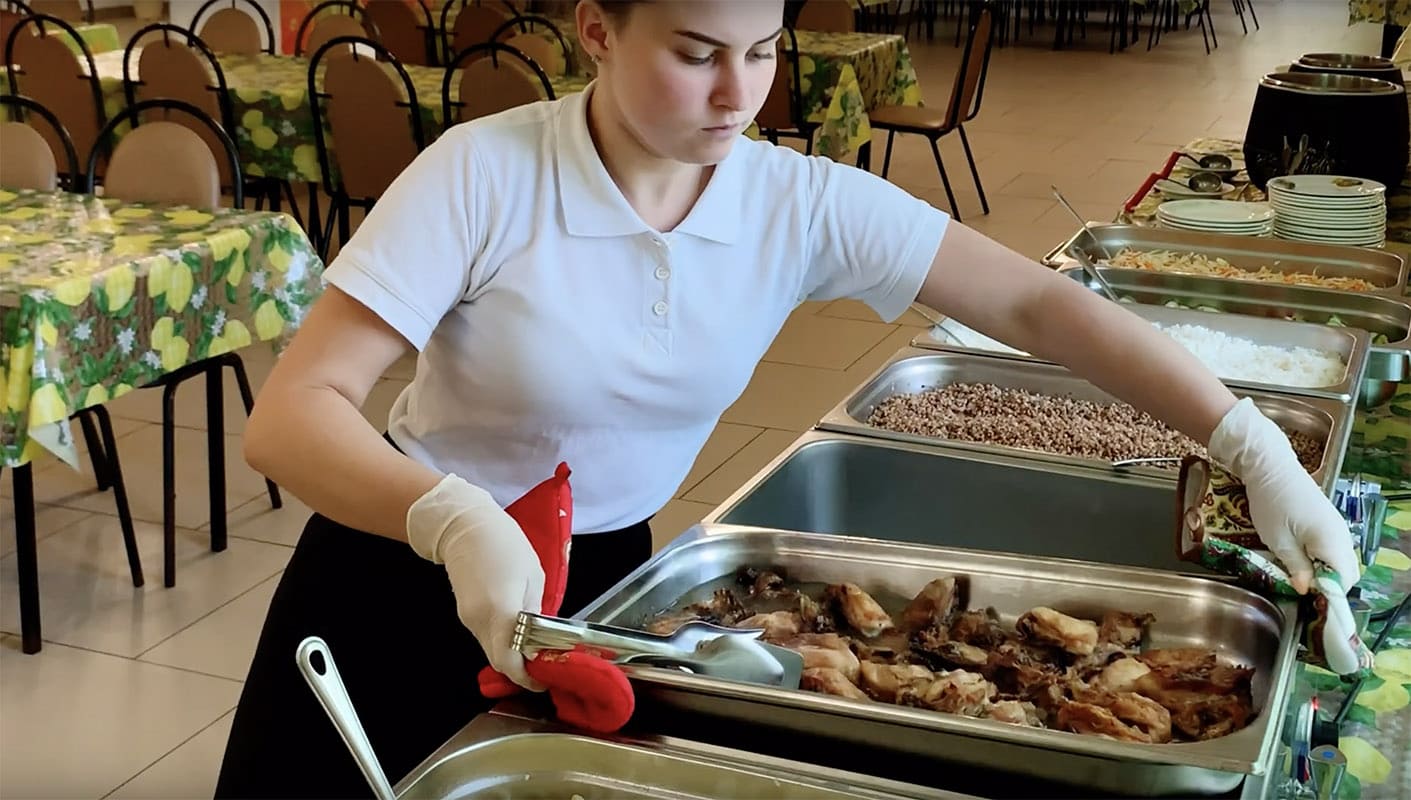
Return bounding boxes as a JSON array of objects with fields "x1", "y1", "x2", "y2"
[{"x1": 324, "y1": 84, "x2": 949, "y2": 534}]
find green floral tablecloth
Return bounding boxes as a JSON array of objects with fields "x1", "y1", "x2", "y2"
[
  {"x1": 27, "y1": 49, "x2": 588, "y2": 186},
  {"x1": 0, "y1": 189, "x2": 324, "y2": 469},
  {"x1": 1351, "y1": 0, "x2": 1411, "y2": 26},
  {"x1": 1120, "y1": 137, "x2": 1411, "y2": 798}
]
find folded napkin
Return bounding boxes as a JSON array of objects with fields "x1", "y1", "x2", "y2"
[
  {"x1": 1177, "y1": 456, "x2": 1373, "y2": 676},
  {"x1": 475, "y1": 462, "x2": 636, "y2": 733}
]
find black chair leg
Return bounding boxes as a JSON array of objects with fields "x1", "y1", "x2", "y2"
[
  {"x1": 226, "y1": 354, "x2": 281, "y2": 509},
  {"x1": 1232, "y1": 0, "x2": 1247, "y2": 35},
  {"x1": 957, "y1": 126, "x2": 989, "y2": 215},
  {"x1": 280, "y1": 180, "x2": 306, "y2": 229},
  {"x1": 929, "y1": 136, "x2": 962, "y2": 222},
  {"x1": 880, "y1": 131, "x2": 897, "y2": 178},
  {"x1": 91, "y1": 404, "x2": 143, "y2": 588},
  {"x1": 1246, "y1": 0, "x2": 1258, "y2": 30},
  {"x1": 77, "y1": 409, "x2": 110, "y2": 490},
  {"x1": 10, "y1": 464, "x2": 42, "y2": 653},
  {"x1": 337, "y1": 199, "x2": 352, "y2": 253},
  {"x1": 162, "y1": 383, "x2": 178, "y2": 588},
  {"x1": 206, "y1": 364, "x2": 227, "y2": 555}
]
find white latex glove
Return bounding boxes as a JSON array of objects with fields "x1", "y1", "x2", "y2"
[
  {"x1": 407, "y1": 474, "x2": 545, "y2": 691},
  {"x1": 1209, "y1": 398, "x2": 1360, "y2": 595},
  {"x1": 1314, "y1": 574, "x2": 1372, "y2": 676}
]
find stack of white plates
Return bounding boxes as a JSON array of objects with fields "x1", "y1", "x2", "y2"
[
  {"x1": 1267, "y1": 175, "x2": 1387, "y2": 248},
  {"x1": 1156, "y1": 200, "x2": 1275, "y2": 236}
]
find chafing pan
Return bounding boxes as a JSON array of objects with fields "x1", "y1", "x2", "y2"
[
  {"x1": 1041, "y1": 223, "x2": 1407, "y2": 295},
  {"x1": 814, "y1": 348, "x2": 1352, "y2": 495},
  {"x1": 575, "y1": 526, "x2": 1301, "y2": 796}
]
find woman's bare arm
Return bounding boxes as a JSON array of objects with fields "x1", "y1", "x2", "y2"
[
  {"x1": 915, "y1": 222, "x2": 1238, "y2": 445},
  {"x1": 243, "y1": 286, "x2": 443, "y2": 541}
]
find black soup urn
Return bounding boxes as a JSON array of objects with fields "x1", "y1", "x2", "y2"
[
  {"x1": 1290, "y1": 53, "x2": 1405, "y2": 88},
  {"x1": 1242, "y1": 71, "x2": 1408, "y2": 190}
]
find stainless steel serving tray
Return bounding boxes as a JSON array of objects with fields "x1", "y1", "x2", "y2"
[
  {"x1": 816, "y1": 348, "x2": 1352, "y2": 495},
  {"x1": 1041, "y1": 224, "x2": 1407, "y2": 296},
  {"x1": 575, "y1": 526, "x2": 1301, "y2": 797},
  {"x1": 394, "y1": 707, "x2": 968, "y2": 799},
  {"x1": 910, "y1": 302, "x2": 1373, "y2": 402}
]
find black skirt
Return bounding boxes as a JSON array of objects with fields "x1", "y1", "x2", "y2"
[{"x1": 213, "y1": 506, "x2": 652, "y2": 799}]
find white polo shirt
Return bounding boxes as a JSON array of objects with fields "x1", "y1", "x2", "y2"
[{"x1": 324, "y1": 84, "x2": 949, "y2": 534}]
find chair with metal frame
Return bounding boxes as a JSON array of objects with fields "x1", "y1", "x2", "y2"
[
  {"x1": 441, "y1": 40, "x2": 555, "y2": 129},
  {"x1": 440, "y1": 0, "x2": 516, "y2": 59},
  {"x1": 294, "y1": 0, "x2": 375, "y2": 57},
  {"x1": 86, "y1": 97, "x2": 283, "y2": 588},
  {"x1": 190, "y1": 0, "x2": 276, "y2": 54},
  {"x1": 4, "y1": 13, "x2": 107, "y2": 184},
  {"x1": 308, "y1": 35, "x2": 426, "y2": 258},
  {"x1": 491, "y1": 13, "x2": 574, "y2": 76},
  {"x1": 867, "y1": 1, "x2": 993, "y2": 222},
  {"x1": 0, "y1": 0, "x2": 34, "y2": 47},
  {"x1": 365, "y1": 0, "x2": 435, "y2": 65},
  {"x1": 754, "y1": 27, "x2": 817, "y2": 155},
  {"x1": 29, "y1": 0, "x2": 89, "y2": 23},
  {"x1": 0, "y1": 93, "x2": 143, "y2": 659},
  {"x1": 795, "y1": 0, "x2": 855, "y2": 33}
]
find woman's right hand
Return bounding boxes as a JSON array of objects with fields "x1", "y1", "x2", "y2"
[{"x1": 407, "y1": 474, "x2": 546, "y2": 691}]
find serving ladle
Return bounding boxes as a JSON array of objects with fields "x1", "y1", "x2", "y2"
[
  {"x1": 1156, "y1": 170, "x2": 1225, "y2": 194},
  {"x1": 1178, "y1": 152, "x2": 1233, "y2": 171}
]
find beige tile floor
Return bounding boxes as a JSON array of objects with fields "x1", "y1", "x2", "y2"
[{"x1": 0, "y1": 4, "x2": 1387, "y2": 797}]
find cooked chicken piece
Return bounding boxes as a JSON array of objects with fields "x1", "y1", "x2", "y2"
[
  {"x1": 1135, "y1": 648, "x2": 1217, "y2": 677},
  {"x1": 852, "y1": 641, "x2": 904, "y2": 664},
  {"x1": 858, "y1": 661, "x2": 935, "y2": 703},
  {"x1": 825, "y1": 583, "x2": 895, "y2": 638},
  {"x1": 644, "y1": 611, "x2": 702, "y2": 635},
  {"x1": 1069, "y1": 643, "x2": 1130, "y2": 682},
  {"x1": 911, "y1": 628, "x2": 989, "y2": 672},
  {"x1": 901, "y1": 577, "x2": 960, "y2": 631},
  {"x1": 948, "y1": 608, "x2": 1009, "y2": 649},
  {"x1": 1070, "y1": 685, "x2": 1173, "y2": 744},
  {"x1": 1056, "y1": 701, "x2": 1157, "y2": 744},
  {"x1": 801, "y1": 667, "x2": 870, "y2": 702},
  {"x1": 735, "y1": 611, "x2": 800, "y2": 640},
  {"x1": 1016, "y1": 607, "x2": 1099, "y2": 656},
  {"x1": 736, "y1": 566, "x2": 791, "y2": 598},
  {"x1": 777, "y1": 632, "x2": 853, "y2": 651},
  {"x1": 1094, "y1": 658, "x2": 1153, "y2": 695},
  {"x1": 985, "y1": 699, "x2": 1043, "y2": 727},
  {"x1": 796, "y1": 594, "x2": 837, "y2": 634},
  {"x1": 907, "y1": 669, "x2": 995, "y2": 717},
  {"x1": 696, "y1": 588, "x2": 750, "y2": 626},
  {"x1": 1168, "y1": 695, "x2": 1252, "y2": 741},
  {"x1": 983, "y1": 642, "x2": 1064, "y2": 703},
  {"x1": 1098, "y1": 611, "x2": 1154, "y2": 648},
  {"x1": 798, "y1": 644, "x2": 861, "y2": 683}
]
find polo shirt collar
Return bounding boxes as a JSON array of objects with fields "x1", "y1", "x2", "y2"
[{"x1": 557, "y1": 84, "x2": 742, "y2": 245}]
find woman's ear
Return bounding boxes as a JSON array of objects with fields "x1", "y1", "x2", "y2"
[{"x1": 576, "y1": 0, "x2": 612, "y2": 65}]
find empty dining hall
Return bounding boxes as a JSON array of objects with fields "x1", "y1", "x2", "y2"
[{"x1": 2, "y1": 0, "x2": 1410, "y2": 798}]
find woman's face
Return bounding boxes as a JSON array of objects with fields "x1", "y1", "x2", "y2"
[{"x1": 585, "y1": 1, "x2": 786, "y2": 165}]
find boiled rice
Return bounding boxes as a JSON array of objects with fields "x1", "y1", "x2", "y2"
[
  {"x1": 1153, "y1": 323, "x2": 1344, "y2": 388},
  {"x1": 932, "y1": 320, "x2": 1344, "y2": 388}
]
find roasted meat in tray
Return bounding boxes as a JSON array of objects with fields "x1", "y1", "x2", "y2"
[{"x1": 641, "y1": 567, "x2": 1256, "y2": 744}]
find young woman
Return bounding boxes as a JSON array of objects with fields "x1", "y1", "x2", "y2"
[{"x1": 215, "y1": 1, "x2": 1358, "y2": 796}]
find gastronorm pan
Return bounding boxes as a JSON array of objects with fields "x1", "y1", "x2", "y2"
[
  {"x1": 814, "y1": 348, "x2": 1353, "y2": 495},
  {"x1": 1054, "y1": 264, "x2": 1411, "y2": 409},
  {"x1": 575, "y1": 526, "x2": 1301, "y2": 797},
  {"x1": 1040, "y1": 223, "x2": 1407, "y2": 296},
  {"x1": 910, "y1": 301, "x2": 1373, "y2": 402},
  {"x1": 393, "y1": 707, "x2": 970, "y2": 799}
]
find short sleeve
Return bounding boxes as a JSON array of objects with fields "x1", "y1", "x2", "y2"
[
  {"x1": 800, "y1": 156, "x2": 949, "y2": 323},
  {"x1": 322, "y1": 126, "x2": 490, "y2": 350}
]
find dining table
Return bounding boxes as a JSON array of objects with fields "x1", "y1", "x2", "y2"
[
  {"x1": 1117, "y1": 137, "x2": 1411, "y2": 800},
  {"x1": 1350, "y1": 0, "x2": 1411, "y2": 26},
  {"x1": 0, "y1": 186, "x2": 323, "y2": 653}
]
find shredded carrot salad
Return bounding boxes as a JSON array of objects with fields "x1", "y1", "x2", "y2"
[{"x1": 1099, "y1": 248, "x2": 1379, "y2": 292}]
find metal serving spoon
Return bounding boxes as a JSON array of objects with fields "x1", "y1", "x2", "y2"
[
  {"x1": 1156, "y1": 171, "x2": 1224, "y2": 194},
  {"x1": 296, "y1": 637, "x2": 397, "y2": 800}
]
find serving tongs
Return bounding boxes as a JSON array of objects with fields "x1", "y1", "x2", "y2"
[{"x1": 514, "y1": 612, "x2": 804, "y2": 688}]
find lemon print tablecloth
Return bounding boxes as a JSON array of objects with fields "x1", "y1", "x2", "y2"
[{"x1": 0, "y1": 189, "x2": 323, "y2": 469}]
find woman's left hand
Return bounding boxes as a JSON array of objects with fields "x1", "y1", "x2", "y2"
[{"x1": 1209, "y1": 399, "x2": 1361, "y2": 595}]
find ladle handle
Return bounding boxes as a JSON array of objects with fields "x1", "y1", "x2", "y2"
[{"x1": 296, "y1": 637, "x2": 397, "y2": 800}]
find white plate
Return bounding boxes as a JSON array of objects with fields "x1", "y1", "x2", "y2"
[
  {"x1": 1157, "y1": 200, "x2": 1275, "y2": 224},
  {"x1": 1269, "y1": 190, "x2": 1386, "y2": 206},
  {"x1": 1269, "y1": 196, "x2": 1387, "y2": 213},
  {"x1": 1158, "y1": 221, "x2": 1275, "y2": 233},
  {"x1": 1160, "y1": 223, "x2": 1272, "y2": 237},
  {"x1": 1266, "y1": 175, "x2": 1387, "y2": 199},
  {"x1": 1275, "y1": 230, "x2": 1386, "y2": 244}
]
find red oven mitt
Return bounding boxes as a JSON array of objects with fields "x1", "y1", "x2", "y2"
[{"x1": 474, "y1": 462, "x2": 636, "y2": 733}]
